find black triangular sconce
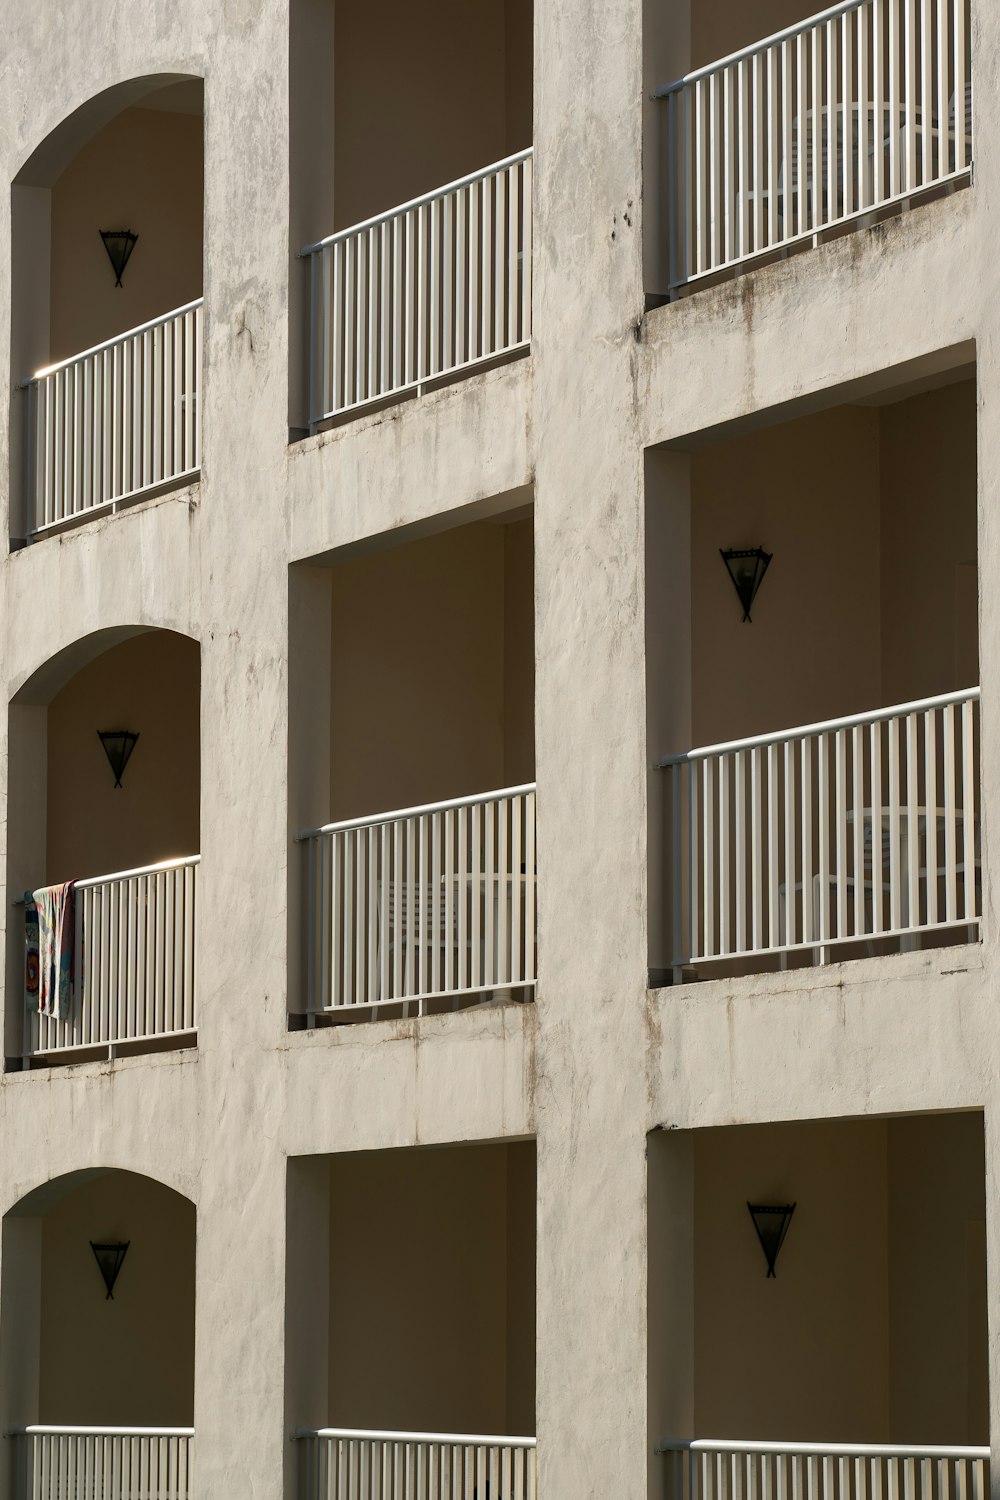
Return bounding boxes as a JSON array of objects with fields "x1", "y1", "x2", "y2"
[
  {"x1": 98, "y1": 729, "x2": 139, "y2": 788},
  {"x1": 747, "y1": 1202, "x2": 796, "y2": 1278},
  {"x1": 90, "y1": 1241, "x2": 130, "y2": 1299},
  {"x1": 721, "y1": 546, "x2": 773, "y2": 622},
  {"x1": 99, "y1": 229, "x2": 139, "y2": 287}
]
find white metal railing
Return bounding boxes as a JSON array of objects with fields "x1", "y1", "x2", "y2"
[
  {"x1": 23, "y1": 300, "x2": 203, "y2": 537},
  {"x1": 297, "y1": 1427, "x2": 536, "y2": 1500},
  {"x1": 658, "y1": 690, "x2": 979, "y2": 974},
  {"x1": 301, "y1": 150, "x2": 533, "y2": 429},
  {"x1": 301, "y1": 786, "x2": 536, "y2": 1016},
  {"x1": 658, "y1": 1439, "x2": 988, "y2": 1500},
  {"x1": 10, "y1": 1425, "x2": 193, "y2": 1500},
  {"x1": 655, "y1": 0, "x2": 972, "y2": 290},
  {"x1": 24, "y1": 857, "x2": 199, "y2": 1059}
]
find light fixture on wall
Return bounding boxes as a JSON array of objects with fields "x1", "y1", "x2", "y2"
[
  {"x1": 720, "y1": 546, "x2": 773, "y2": 623},
  {"x1": 99, "y1": 229, "x2": 139, "y2": 287},
  {"x1": 747, "y1": 1202, "x2": 796, "y2": 1278},
  {"x1": 90, "y1": 1241, "x2": 130, "y2": 1300},
  {"x1": 97, "y1": 729, "x2": 140, "y2": 788}
]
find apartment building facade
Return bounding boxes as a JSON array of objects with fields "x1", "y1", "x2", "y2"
[{"x1": 0, "y1": 0, "x2": 995, "y2": 1496}]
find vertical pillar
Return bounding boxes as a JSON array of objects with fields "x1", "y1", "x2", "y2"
[
  {"x1": 4, "y1": 704, "x2": 47, "y2": 1065},
  {"x1": 647, "y1": 1130, "x2": 695, "y2": 1500}
]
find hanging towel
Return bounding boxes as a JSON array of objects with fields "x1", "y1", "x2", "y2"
[
  {"x1": 27, "y1": 882, "x2": 75, "y2": 1020},
  {"x1": 24, "y1": 898, "x2": 39, "y2": 1009}
]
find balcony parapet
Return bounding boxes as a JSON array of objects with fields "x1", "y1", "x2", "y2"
[
  {"x1": 653, "y1": 0, "x2": 972, "y2": 293},
  {"x1": 299, "y1": 785, "x2": 536, "y2": 1020},
  {"x1": 296, "y1": 1426, "x2": 537, "y2": 1500},
  {"x1": 20, "y1": 299, "x2": 203, "y2": 540},
  {"x1": 9, "y1": 1426, "x2": 194, "y2": 1500},
  {"x1": 21, "y1": 855, "x2": 199, "y2": 1063},
  {"x1": 300, "y1": 150, "x2": 533, "y2": 432},
  {"x1": 658, "y1": 689, "x2": 980, "y2": 978},
  {"x1": 657, "y1": 1438, "x2": 988, "y2": 1500}
]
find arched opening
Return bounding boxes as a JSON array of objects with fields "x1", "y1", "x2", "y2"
[
  {"x1": 1, "y1": 1168, "x2": 195, "y2": 1500},
  {"x1": 11, "y1": 75, "x2": 204, "y2": 543},
  {"x1": 6, "y1": 629, "x2": 201, "y2": 1067}
]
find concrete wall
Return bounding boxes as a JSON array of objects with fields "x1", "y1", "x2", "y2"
[
  {"x1": 333, "y1": 0, "x2": 531, "y2": 230},
  {"x1": 879, "y1": 380, "x2": 979, "y2": 704},
  {"x1": 49, "y1": 102, "x2": 203, "y2": 364},
  {"x1": 45, "y1": 631, "x2": 200, "y2": 883},
  {"x1": 38, "y1": 1171, "x2": 195, "y2": 1425},
  {"x1": 691, "y1": 0, "x2": 826, "y2": 73},
  {"x1": 648, "y1": 1113, "x2": 987, "y2": 1445},
  {"x1": 329, "y1": 517, "x2": 533, "y2": 819},
  {"x1": 327, "y1": 1141, "x2": 536, "y2": 1434}
]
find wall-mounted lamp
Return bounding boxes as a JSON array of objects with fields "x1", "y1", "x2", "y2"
[
  {"x1": 99, "y1": 229, "x2": 139, "y2": 287},
  {"x1": 721, "y1": 546, "x2": 773, "y2": 622},
  {"x1": 90, "y1": 1241, "x2": 130, "y2": 1300},
  {"x1": 747, "y1": 1202, "x2": 796, "y2": 1278},
  {"x1": 97, "y1": 729, "x2": 140, "y2": 789}
]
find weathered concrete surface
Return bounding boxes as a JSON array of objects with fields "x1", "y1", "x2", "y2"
[{"x1": 0, "y1": 0, "x2": 998, "y2": 1496}]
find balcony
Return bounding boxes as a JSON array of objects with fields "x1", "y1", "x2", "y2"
[
  {"x1": 654, "y1": 0, "x2": 972, "y2": 294},
  {"x1": 297, "y1": 1427, "x2": 537, "y2": 1500},
  {"x1": 648, "y1": 1115, "x2": 989, "y2": 1493},
  {"x1": 22, "y1": 300, "x2": 203, "y2": 537},
  {"x1": 658, "y1": 1440, "x2": 988, "y2": 1500},
  {"x1": 301, "y1": 787, "x2": 536, "y2": 1019},
  {"x1": 660, "y1": 690, "x2": 979, "y2": 979},
  {"x1": 11, "y1": 1425, "x2": 193, "y2": 1500},
  {"x1": 11, "y1": 79, "x2": 204, "y2": 541},
  {"x1": 301, "y1": 151, "x2": 533, "y2": 431},
  {"x1": 22, "y1": 855, "x2": 199, "y2": 1064},
  {"x1": 286, "y1": 1143, "x2": 536, "y2": 1497}
]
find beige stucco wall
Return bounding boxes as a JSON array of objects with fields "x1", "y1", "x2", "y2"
[
  {"x1": 329, "y1": 517, "x2": 533, "y2": 818},
  {"x1": 48, "y1": 102, "x2": 203, "y2": 365},
  {"x1": 45, "y1": 631, "x2": 200, "y2": 883},
  {"x1": 327, "y1": 1141, "x2": 535, "y2": 1434},
  {"x1": 38, "y1": 1171, "x2": 195, "y2": 1425},
  {"x1": 332, "y1": 0, "x2": 531, "y2": 231}
]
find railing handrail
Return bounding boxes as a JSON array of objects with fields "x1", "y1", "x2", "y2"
[
  {"x1": 23, "y1": 298, "x2": 204, "y2": 386},
  {"x1": 657, "y1": 1439, "x2": 989, "y2": 1460},
  {"x1": 8, "y1": 1426, "x2": 194, "y2": 1438},
  {"x1": 299, "y1": 148, "x2": 534, "y2": 256},
  {"x1": 653, "y1": 0, "x2": 873, "y2": 95},
  {"x1": 656, "y1": 688, "x2": 980, "y2": 769},
  {"x1": 296, "y1": 1427, "x2": 536, "y2": 1448},
  {"x1": 73, "y1": 854, "x2": 201, "y2": 891},
  {"x1": 299, "y1": 784, "x2": 537, "y2": 842}
]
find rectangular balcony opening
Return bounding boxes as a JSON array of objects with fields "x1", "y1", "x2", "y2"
[
  {"x1": 288, "y1": 1142, "x2": 537, "y2": 1499},
  {"x1": 290, "y1": 502, "x2": 536, "y2": 1023},
  {"x1": 11, "y1": 79, "x2": 205, "y2": 542},
  {"x1": 6, "y1": 632, "x2": 200, "y2": 1068},
  {"x1": 289, "y1": 0, "x2": 533, "y2": 433},
  {"x1": 648, "y1": 1114, "x2": 988, "y2": 1499},
  {"x1": 646, "y1": 360, "x2": 978, "y2": 982},
  {"x1": 650, "y1": 0, "x2": 972, "y2": 298}
]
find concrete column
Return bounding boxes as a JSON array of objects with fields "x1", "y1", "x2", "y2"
[
  {"x1": 283, "y1": 1156, "x2": 332, "y2": 1495},
  {"x1": 531, "y1": 0, "x2": 650, "y2": 1492},
  {"x1": 0, "y1": 1215, "x2": 42, "y2": 1500},
  {"x1": 645, "y1": 450, "x2": 692, "y2": 981},
  {"x1": 4, "y1": 703, "x2": 46, "y2": 1065},
  {"x1": 8, "y1": 185, "x2": 51, "y2": 545},
  {"x1": 642, "y1": 0, "x2": 690, "y2": 301},
  {"x1": 647, "y1": 1129, "x2": 695, "y2": 1500}
]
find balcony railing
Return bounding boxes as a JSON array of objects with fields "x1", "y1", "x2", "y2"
[
  {"x1": 300, "y1": 786, "x2": 536, "y2": 1018},
  {"x1": 22, "y1": 299, "x2": 203, "y2": 538},
  {"x1": 654, "y1": 0, "x2": 972, "y2": 291},
  {"x1": 301, "y1": 150, "x2": 533, "y2": 430},
  {"x1": 297, "y1": 1427, "x2": 536, "y2": 1500},
  {"x1": 658, "y1": 1439, "x2": 988, "y2": 1500},
  {"x1": 658, "y1": 690, "x2": 979, "y2": 977},
  {"x1": 10, "y1": 1425, "x2": 193, "y2": 1500},
  {"x1": 24, "y1": 856, "x2": 199, "y2": 1060}
]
